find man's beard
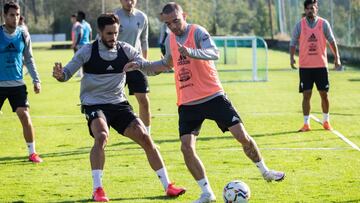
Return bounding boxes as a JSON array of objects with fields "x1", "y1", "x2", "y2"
[{"x1": 103, "y1": 39, "x2": 116, "y2": 49}]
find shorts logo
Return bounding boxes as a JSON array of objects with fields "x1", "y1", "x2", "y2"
[{"x1": 231, "y1": 116, "x2": 239, "y2": 122}]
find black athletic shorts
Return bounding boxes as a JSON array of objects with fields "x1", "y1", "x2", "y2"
[
  {"x1": 178, "y1": 95, "x2": 242, "y2": 137},
  {"x1": 126, "y1": 70, "x2": 149, "y2": 95},
  {"x1": 82, "y1": 102, "x2": 137, "y2": 136},
  {"x1": 0, "y1": 85, "x2": 29, "y2": 112},
  {"x1": 299, "y1": 68, "x2": 329, "y2": 92}
]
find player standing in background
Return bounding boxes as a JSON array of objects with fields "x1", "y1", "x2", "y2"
[
  {"x1": 0, "y1": 1, "x2": 42, "y2": 163},
  {"x1": 70, "y1": 14, "x2": 81, "y2": 52},
  {"x1": 158, "y1": 14, "x2": 170, "y2": 56},
  {"x1": 114, "y1": 0, "x2": 152, "y2": 135},
  {"x1": 74, "y1": 11, "x2": 92, "y2": 78},
  {"x1": 52, "y1": 13, "x2": 185, "y2": 202},
  {"x1": 18, "y1": 15, "x2": 28, "y2": 33},
  {"x1": 124, "y1": 2, "x2": 285, "y2": 203},
  {"x1": 290, "y1": 0, "x2": 341, "y2": 132}
]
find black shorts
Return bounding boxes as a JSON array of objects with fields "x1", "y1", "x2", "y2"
[
  {"x1": 178, "y1": 95, "x2": 242, "y2": 137},
  {"x1": 299, "y1": 68, "x2": 329, "y2": 92},
  {"x1": 82, "y1": 102, "x2": 137, "y2": 136},
  {"x1": 126, "y1": 70, "x2": 149, "y2": 95},
  {"x1": 0, "y1": 85, "x2": 29, "y2": 112}
]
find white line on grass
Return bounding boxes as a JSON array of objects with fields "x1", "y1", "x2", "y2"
[
  {"x1": 310, "y1": 114, "x2": 360, "y2": 151},
  {"x1": 220, "y1": 147, "x2": 352, "y2": 151}
]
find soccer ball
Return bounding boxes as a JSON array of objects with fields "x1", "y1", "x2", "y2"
[{"x1": 223, "y1": 180, "x2": 251, "y2": 203}]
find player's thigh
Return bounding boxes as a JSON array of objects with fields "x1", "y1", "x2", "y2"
[
  {"x1": 123, "y1": 118, "x2": 153, "y2": 148},
  {"x1": 314, "y1": 68, "x2": 329, "y2": 92},
  {"x1": 90, "y1": 117, "x2": 109, "y2": 140},
  {"x1": 178, "y1": 105, "x2": 204, "y2": 137},
  {"x1": 228, "y1": 123, "x2": 250, "y2": 143},
  {"x1": 204, "y1": 95, "x2": 242, "y2": 132},
  {"x1": 83, "y1": 106, "x2": 109, "y2": 137},
  {"x1": 299, "y1": 68, "x2": 315, "y2": 92},
  {"x1": 126, "y1": 70, "x2": 149, "y2": 95}
]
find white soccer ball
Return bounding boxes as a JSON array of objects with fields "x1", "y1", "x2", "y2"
[{"x1": 223, "y1": 180, "x2": 251, "y2": 203}]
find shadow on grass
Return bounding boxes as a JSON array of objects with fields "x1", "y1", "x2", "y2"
[
  {"x1": 108, "y1": 129, "x2": 316, "y2": 147},
  {"x1": 348, "y1": 78, "x2": 360, "y2": 82},
  {"x1": 0, "y1": 149, "x2": 90, "y2": 165},
  {"x1": 53, "y1": 195, "x2": 178, "y2": 203},
  {"x1": 332, "y1": 200, "x2": 360, "y2": 203},
  {"x1": 0, "y1": 129, "x2": 331, "y2": 164},
  {"x1": 312, "y1": 111, "x2": 360, "y2": 116}
]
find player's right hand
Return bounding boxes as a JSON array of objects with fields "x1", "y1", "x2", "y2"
[
  {"x1": 290, "y1": 58, "x2": 297, "y2": 69},
  {"x1": 53, "y1": 62, "x2": 64, "y2": 81}
]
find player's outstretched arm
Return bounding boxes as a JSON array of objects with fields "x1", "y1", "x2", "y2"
[{"x1": 52, "y1": 62, "x2": 65, "y2": 82}]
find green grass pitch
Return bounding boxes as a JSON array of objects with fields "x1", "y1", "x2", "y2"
[{"x1": 0, "y1": 43, "x2": 359, "y2": 202}]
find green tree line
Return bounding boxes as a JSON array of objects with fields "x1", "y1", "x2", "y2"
[{"x1": 0, "y1": 0, "x2": 359, "y2": 46}]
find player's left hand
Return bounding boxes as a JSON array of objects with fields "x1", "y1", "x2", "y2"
[
  {"x1": 333, "y1": 58, "x2": 342, "y2": 70},
  {"x1": 34, "y1": 82, "x2": 41, "y2": 94},
  {"x1": 177, "y1": 42, "x2": 190, "y2": 57},
  {"x1": 124, "y1": 61, "x2": 140, "y2": 72}
]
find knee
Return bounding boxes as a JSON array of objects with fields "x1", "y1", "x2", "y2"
[
  {"x1": 234, "y1": 132, "x2": 250, "y2": 145},
  {"x1": 16, "y1": 108, "x2": 31, "y2": 122},
  {"x1": 94, "y1": 131, "x2": 108, "y2": 148},
  {"x1": 141, "y1": 134, "x2": 156, "y2": 151},
  {"x1": 181, "y1": 143, "x2": 195, "y2": 156}
]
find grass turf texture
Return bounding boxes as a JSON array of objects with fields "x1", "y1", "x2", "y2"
[{"x1": 0, "y1": 43, "x2": 359, "y2": 202}]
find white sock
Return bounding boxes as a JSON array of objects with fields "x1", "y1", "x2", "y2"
[
  {"x1": 26, "y1": 142, "x2": 36, "y2": 155},
  {"x1": 146, "y1": 126, "x2": 151, "y2": 135},
  {"x1": 156, "y1": 168, "x2": 170, "y2": 190},
  {"x1": 304, "y1": 115, "x2": 310, "y2": 125},
  {"x1": 323, "y1": 113, "x2": 330, "y2": 122},
  {"x1": 92, "y1": 170, "x2": 103, "y2": 191},
  {"x1": 255, "y1": 159, "x2": 269, "y2": 174},
  {"x1": 197, "y1": 177, "x2": 214, "y2": 194}
]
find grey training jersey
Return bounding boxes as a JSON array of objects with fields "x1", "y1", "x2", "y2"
[
  {"x1": 62, "y1": 40, "x2": 145, "y2": 105},
  {"x1": 114, "y1": 8, "x2": 148, "y2": 53}
]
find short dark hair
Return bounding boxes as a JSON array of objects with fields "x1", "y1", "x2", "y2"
[
  {"x1": 161, "y1": 2, "x2": 183, "y2": 15},
  {"x1": 97, "y1": 13, "x2": 119, "y2": 31},
  {"x1": 4, "y1": 1, "x2": 20, "y2": 14},
  {"x1": 77, "y1": 11, "x2": 86, "y2": 21},
  {"x1": 304, "y1": 0, "x2": 317, "y2": 9},
  {"x1": 71, "y1": 14, "x2": 77, "y2": 18}
]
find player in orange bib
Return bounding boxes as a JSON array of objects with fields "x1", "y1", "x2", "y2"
[
  {"x1": 290, "y1": 0, "x2": 341, "y2": 132},
  {"x1": 124, "y1": 2, "x2": 285, "y2": 203}
]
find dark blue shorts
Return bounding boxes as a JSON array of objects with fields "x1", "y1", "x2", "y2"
[
  {"x1": 299, "y1": 68, "x2": 329, "y2": 92},
  {"x1": 82, "y1": 102, "x2": 137, "y2": 136},
  {"x1": 126, "y1": 70, "x2": 149, "y2": 95},
  {"x1": 178, "y1": 95, "x2": 242, "y2": 137},
  {"x1": 0, "y1": 85, "x2": 29, "y2": 112}
]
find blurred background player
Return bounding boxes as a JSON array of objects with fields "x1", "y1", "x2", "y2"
[
  {"x1": 114, "y1": 0, "x2": 151, "y2": 135},
  {"x1": 74, "y1": 10, "x2": 92, "y2": 78},
  {"x1": 18, "y1": 15, "x2": 28, "y2": 33},
  {"x1": 290, "y1": 0, "x2": 341, "y2": 132},
  {"x1": 0, "y1": 1, "x2": 42, "y2": 163},
  {"x1": 70, "y1": 13, "x2": 81, "y2": 53},
  {"x1": 158, "y1": 14, "x2": 170, "y2": 56},
  {"x1": 52, "y1": 13, "x2": 185, "y2": 202}
]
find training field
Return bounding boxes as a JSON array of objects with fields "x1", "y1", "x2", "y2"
[{"x1": 0, "y1": 43, "x2": 359, "y2": 203}]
